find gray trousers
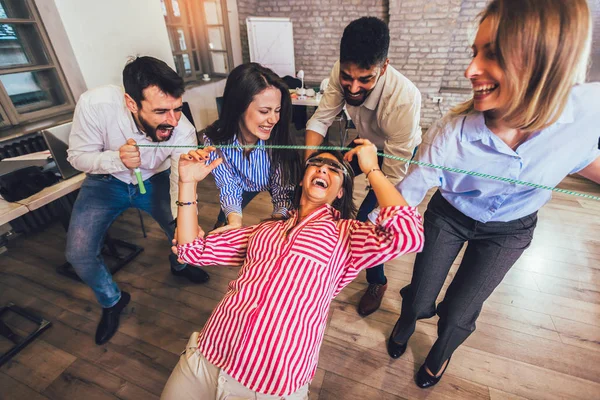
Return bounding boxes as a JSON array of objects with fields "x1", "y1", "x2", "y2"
[{"x1": 391, "y1": 191, "x2": 538, "y2": 372}]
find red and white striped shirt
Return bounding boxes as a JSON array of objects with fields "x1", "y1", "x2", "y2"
[{"x1": 178, "y1": 204, "x2": 424, "y2": 396}]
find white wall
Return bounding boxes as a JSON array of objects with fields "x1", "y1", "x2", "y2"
[
  {"x1": 37, "y1": 0, "x2": 243, "y2": 130},
  {"x1": 52, "y1": 0, "x2": 174, "y2": 90}
]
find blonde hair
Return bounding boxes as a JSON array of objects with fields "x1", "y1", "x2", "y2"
[{"x1": 452, "y1": 0, "x2": 592, "y2": 132}]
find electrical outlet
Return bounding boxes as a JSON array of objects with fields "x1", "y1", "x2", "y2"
[{"x1": 432, "y1": 96, "x2": 443, "y2": 103}]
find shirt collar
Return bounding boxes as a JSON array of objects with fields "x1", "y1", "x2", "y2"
[
  {"x1": 125, "y1": 106, "x2": 143, "y2": 136},
  {"x1": 232, "y1": 135, "x2": 265, "y2": 148},
  {"x1": 555, "y1": 95, "x2": 574, "y2": 124},
  {"x1": 460, "y1": 113, "x2": 487, "y2": 142},
  {"x1": 362, "y1": 67, "x2": 388, "y2": 111},
  {"x1": 461, "y1": 96, "x2": 575, "y2": 143},
  {"x1": 287, "y1": 203, "x2": 340, "y2": 226}
]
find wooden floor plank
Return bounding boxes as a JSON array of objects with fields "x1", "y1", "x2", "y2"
[
  {"x1": 43, "y1": 359, "x2": 123, "y2": 400},
  {"x1": 0, "y1": 171, "x2": 598, "y2": 399},
  {"x1": 0, "y1": 372, "x2": 51, "y2": 400},
  {"x1": 318, "y1": 371, "x2": 409, "y2": 400},
  {"x1": 551, "y1": 316, "x2": 600, "y2": 353},
  {"x1": 0, "y1": 339, "x2": 76, "y2": 392}
]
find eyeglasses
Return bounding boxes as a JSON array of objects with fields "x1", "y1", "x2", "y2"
[{"x1": 305, "y1": 156, "x2": 349, "y2": 176}]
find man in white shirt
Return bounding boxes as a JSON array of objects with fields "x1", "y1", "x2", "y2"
[
  {"x1": 305, "y1": 17, "x2": 422, "y2": 316},
  {"x1": 66, "y1": 56, "x2": 204, "y2": 345}
]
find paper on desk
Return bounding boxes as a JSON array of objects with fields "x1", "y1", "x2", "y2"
[{"x1": 2, "y1": 150, "x2": 50, "y2": 161}]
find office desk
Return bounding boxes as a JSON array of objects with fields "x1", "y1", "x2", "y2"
[
  {"x1": 291, "y1": 96, "x2": 321, "y2": 107},
  {"x1": 16, "y1": 173, "x2": 85, "y2": 211},
  {"x1": 0, "y1": 200, "x2": 28, "y2": 226}
]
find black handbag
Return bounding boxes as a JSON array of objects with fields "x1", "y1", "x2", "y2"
[{"x1": 0, "y1": 166, "x2": 59, "y2": 202}]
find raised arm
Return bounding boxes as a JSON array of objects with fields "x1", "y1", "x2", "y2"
[
  {"x1": 176, "y1": 148, "x2": 221, "y2": 244},
  {"x1": 67, "y1": 98, "x2": 130, "y2": 174},
  {"x1": 203, "y1": 140, "x2": 244, "y2": 234},
  {"x1": 169, "y1": 116, "x2": 198, "y2": 217},
  {"x1": 305, "y1": 62, "x2": 346, "y2": 160},
  {"x1": 344, "y1": 138, "x2": 408, "y2": 208},
  {"x1": 380, "y1": 94, "x2": 423, "y2": 185}
]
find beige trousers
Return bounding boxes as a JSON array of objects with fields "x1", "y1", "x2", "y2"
[{"x1": 160, "y1": 332, "x2": 310, "y2": 400}]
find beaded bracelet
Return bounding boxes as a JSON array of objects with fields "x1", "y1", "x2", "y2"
[{"x1": 175, "y1": 199, "x2": 198, "y2": 207}]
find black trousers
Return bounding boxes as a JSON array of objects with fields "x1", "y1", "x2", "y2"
[{"x1": 391, "y1": 191, "x2": 538, "y2": 372}]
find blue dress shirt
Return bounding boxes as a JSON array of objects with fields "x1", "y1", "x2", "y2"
[
  {"x1": 398, "y1": 83, "x2": 600, "y2": 223},
  {"x1": 205, "y1": 135, "x2": 293, "y2": 218}
]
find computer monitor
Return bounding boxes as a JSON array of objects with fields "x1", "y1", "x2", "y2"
[{"x1": 41, "y1": 123, "x2": 80, "y2": 180}]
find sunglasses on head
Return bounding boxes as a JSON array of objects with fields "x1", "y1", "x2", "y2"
[{"x1": 306, "y1": 156, "x2": 349, "y2": 176}]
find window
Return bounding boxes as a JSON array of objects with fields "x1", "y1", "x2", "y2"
[
  {"x1": 588, "y1": 1, "x2": 599, "y2": 82},
  {"x1": 0, "y1": 0, "x2": 74, "y2": 130},
  {"x1": 161, "y1": 0, "x2": 233, "y2": 81}
]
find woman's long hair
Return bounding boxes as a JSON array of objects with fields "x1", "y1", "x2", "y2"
[
  {"x1": 452, "y1": 0, "x2": 592, "y2": 133},
  {"x1": 292, "y1": 150, "x2": 357, "y2": 219},
  {"x1": 204, "y1": 62, "x2": 301, "y2": 187}
]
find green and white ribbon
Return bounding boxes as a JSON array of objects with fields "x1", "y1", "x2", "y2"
[{"x1": 136, "y1": 143, "x2": 600, "y2": 201}]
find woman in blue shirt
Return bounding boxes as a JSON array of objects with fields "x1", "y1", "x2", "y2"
[
  {"x1": 204, "y1": 63, "x2": 302, "y2": 233},
  {"x1": 385, "y1": 0, "x2": 600, "y2": 388}
]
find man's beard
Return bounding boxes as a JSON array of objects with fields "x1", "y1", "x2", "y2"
[
  {"x1": 137, "y1": 114, "x2": 174, "y2": 142},
  {"x1": 343, "y1": 87, "x2": 372, "y2": 106}
]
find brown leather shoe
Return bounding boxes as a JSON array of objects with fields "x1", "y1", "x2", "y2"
[{"x1": 357, "y1": 283, "x2": 387, "y2": 316}]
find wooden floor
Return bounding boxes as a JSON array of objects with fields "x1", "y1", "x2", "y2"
[{"x1": 1, "y1": 169, "x2": 599, "y2": 399}]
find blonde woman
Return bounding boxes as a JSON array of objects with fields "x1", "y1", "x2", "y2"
[{"x1": 384, "y1": 0, "x2": 600, "y2": 388}]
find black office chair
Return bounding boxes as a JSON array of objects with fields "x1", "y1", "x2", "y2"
[
  {"x1": 182, "y1": 101, "x2": 196, "y2": 129},
  {"x1": 282, "y1": 75, "x2": 308, "y2": 131}
]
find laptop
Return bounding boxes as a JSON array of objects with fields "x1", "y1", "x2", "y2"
[{"x1": 41, "y1": 124, "x2": 80, "y2": 179}]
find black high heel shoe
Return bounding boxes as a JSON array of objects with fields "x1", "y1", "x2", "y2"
[
  {"x1": 387, "y1": 336, "x2": 407, "y2": 359},
  {"x1": 416, "y1": 358, "x2": 451, "y2": 389},
  {"x1": 387, "y1": 319, "x2": 407, "y2": 359}
]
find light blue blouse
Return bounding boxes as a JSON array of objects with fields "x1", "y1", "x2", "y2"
[{"x1": 398, "y1": 83, "x2": 600, "y2": 222}]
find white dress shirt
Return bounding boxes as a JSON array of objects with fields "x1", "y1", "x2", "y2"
[
  {"x1": 67, "y1": 85, "x2": 197, "y2": 217},
  {"x1": 306, "y1": 61, "x2": 422, "y2": 184}
]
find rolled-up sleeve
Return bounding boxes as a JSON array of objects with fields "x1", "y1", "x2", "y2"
[
  {"x1": 67, "y1": 97, "x2": 128, "y2": 174},
  {"x1": 380, "y1": 93, "x2": 422, "y2": 185},
  {"x1": 306, "y1": 61, "x2": 346, "y2": 136},
  {"x1": 177, "y1": 225, "x2": 256, "y2": 267},
  {"x1": 269, "y1": 166, "x2": 293, "y2": 217}
]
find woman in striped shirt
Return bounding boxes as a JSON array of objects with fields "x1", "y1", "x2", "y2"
[
  {"x1": 204, "y1": 63, "x2": 302, "y2": 235},
  {"x1": 161, "y1": 139, "x2": 424, "y2": 399}
]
